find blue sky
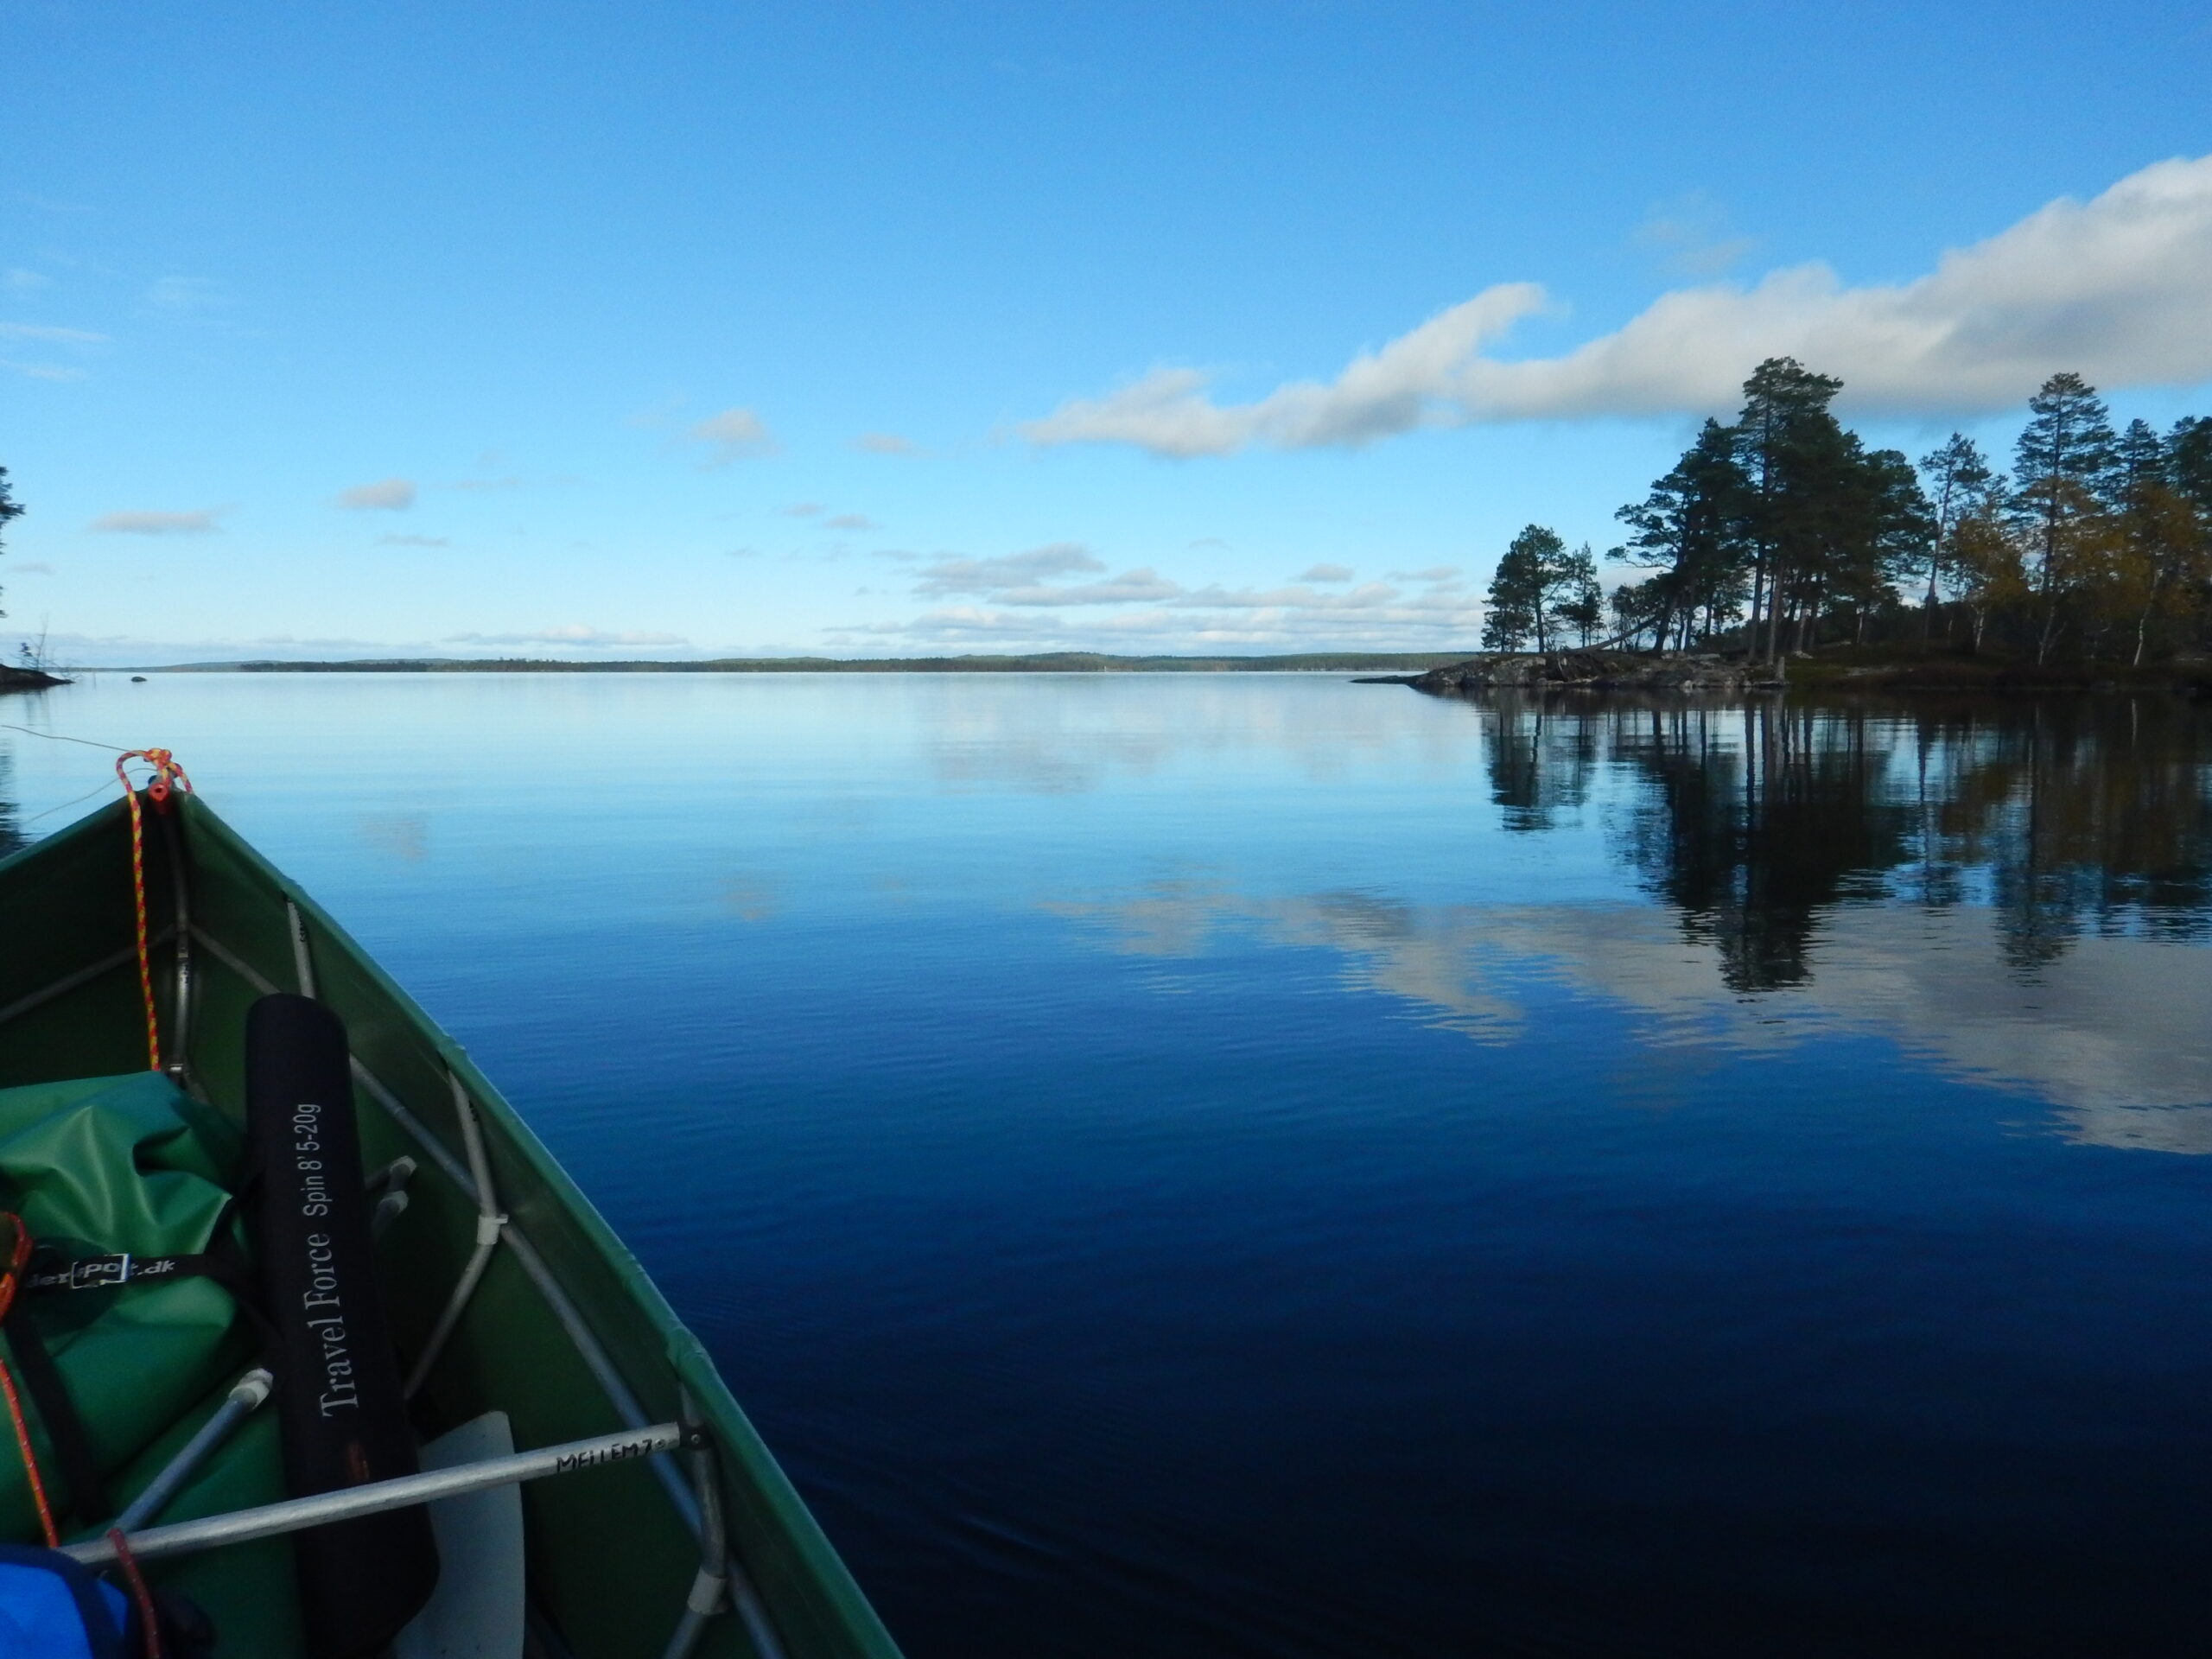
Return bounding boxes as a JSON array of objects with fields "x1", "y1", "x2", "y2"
[{"x1": 4, "y1": 0, "x2": 2210, "y2": 663}]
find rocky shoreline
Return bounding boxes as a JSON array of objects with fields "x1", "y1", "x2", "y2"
[
  {"x1": 0, "y1": 664, "x2": 67, "y2": 693},
  {"x1": 1363, "y1": 650, "x2": 2212, "y2": 697},
  {"x1": 1376, "y1": 650, "x2": 1781, "y2": 695}
]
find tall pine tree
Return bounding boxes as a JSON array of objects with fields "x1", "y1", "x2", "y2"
[
  {"x1": 1483, "y1": 525, "x2": 1568, "y2": 652},
  {"x1": 2009, "y1": 372, "x2": 2118, "y2": 662},
  {"x1": 2112, "y1": 418, "x2": 2209, "y2": 664},
  {"x1": 1733, "y1": 358, "x2": 1847, "y2": 663},
  {"x1": 2170, "y1": 416, "x2": 2212, "y2": 523},
  {"x1": 1553, "y1": 543, "x2": 1605, "y2": 646},
  {"x1": 1615, "y1": 417, "x2": 1748, "y2": 652},
  {"x1": 1916, "y1": 434, "x2": 1993, "y2": 631}
]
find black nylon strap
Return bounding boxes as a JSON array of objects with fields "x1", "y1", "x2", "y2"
[{"x1": 1, "y1": 1303, "x2": 110, "y2": 1522}]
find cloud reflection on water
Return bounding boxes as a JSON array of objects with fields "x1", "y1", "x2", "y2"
[
  {"x1": 1049, "y1": 690, "x2": 2212, "y2": 1154},
  {"x1": 1049, "y1": 881, "x2": 2212, "y2": 1151},
  {"x1": 912, "y1": 673, "x2": 1479, "y2": 794}
]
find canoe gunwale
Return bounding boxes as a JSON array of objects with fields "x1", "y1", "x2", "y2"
[
  {"x1": 183, "y1": 920, "x2": 716, "y2": 1541},
  {"x1": 157, "y1": 784, "x2": 196, "y2": 1068},
  {"x1": 0, "y1": 792, "x2": 902, "y2": 1659}
]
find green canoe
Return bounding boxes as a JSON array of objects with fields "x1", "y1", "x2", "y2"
[{"x1": 0, "y1": 784, "x2": 902, "y2": 1658}]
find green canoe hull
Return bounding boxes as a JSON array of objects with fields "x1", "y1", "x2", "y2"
[{"x1": 0, "y1": 791, "x2": 900, "y2": 1659}]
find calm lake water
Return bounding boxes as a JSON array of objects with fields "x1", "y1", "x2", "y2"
[{"x1": 6, "y1": 672, "x2": 2212, "y2": 1656}]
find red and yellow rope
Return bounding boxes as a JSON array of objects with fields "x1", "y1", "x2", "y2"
[
  {"x1": 113, "y1": 749, "x2": 192, "y2": 1073},
  {"x1": 0, "y1": 1212, "x2": 56, "y2": 1546}
]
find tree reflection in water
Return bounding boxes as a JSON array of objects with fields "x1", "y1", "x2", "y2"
[
  {"x1": 0, "y1": 751, "x2": 22, "y2": 861},
  {"x1": 1465, "y1": 690, "x2": 2212, "y2": 991}
]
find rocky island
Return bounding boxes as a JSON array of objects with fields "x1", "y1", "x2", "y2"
[
  {"x1": 0, "y1": 664, "x2": 67, "y2": 694},
  {"x1": 1392, "y1": 651, "x2": 1777, "y2": 696}
]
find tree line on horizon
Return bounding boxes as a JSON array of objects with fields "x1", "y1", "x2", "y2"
[{"x1": 1481, "y1": 359, "x2": 2212, "y2": 666}]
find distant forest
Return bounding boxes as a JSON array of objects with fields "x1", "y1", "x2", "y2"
[
  {"x1": 1483, "y1": 360, "x2": 2212, "y2": 666},
  {"x1": 188, "y1": 652, "x2": 1467, "y2": 674}
]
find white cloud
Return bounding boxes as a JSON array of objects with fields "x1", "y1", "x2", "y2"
[
  {"x1": 1052, "y1": 887, "x2": 2212, "y2": 1151},
  {"x1": 441, "y1": 626, "x2": 690, "y2": 647},
  {"x1": 1020, "y1": 287, "x2": 1546, "y2": 455},
  {"x1": 2, "y1": 360, "x2": 86, "y2": 382},
  {"x1": 1024, "y1": 154, "x2": 2212, "y2": 456},
  {"x1": 1633, "y1": 189, "x2": 1757, "y2": 276},
  {"x1": 825, "y1": 512, "x2": 877, "y2": 531},
  {"x1": 334, "y1": 477, "x2": 416, "y2": 511},
  {"x1": 914, "y1": 543, "x2": 1107, "y2": 597},
  {"x1": 857, "y1": 595, "x2": 1486, "y2": 652},
  {"x1": 0, "y1": 321, "x2": 105, "y2": 343},
  {"x1": 866, "y1": 607, "x2": 1045, "y2": 639},
  {"x1": 3, "y1": 270, "x2": 53, "y2": 293},
  {"x1": 1168, "y1": 580, "x2": 1407, "y2": 611},
  {"x1": 144, "y1": 276, "x2": 226, "y2": 315},
  {"x1": 378, "y1": 533, "x2": 448, "y2": 547},
  {"x1": 32, "y1": 626, "x2": 717, "y2": 667},
  {"x1": 89, "y1": 508, "x2": 225, "y2": 535},
  {"x1": 0, "y1": 320, "x2": 103, "y2": 380},
  {"x1": 35, "y1": 628, "x2": 397, "y2": 666},
  {"x1": 779, "y1": 502, "x2": 825, "y2": 518},
  {"x1": 9, "y1": 562, "x2": 54, "y2": 575},
  {"x1": 852, "y1": 537, "x2": 1496, "y2": 650},
  {"x1": 995, "y1": 569, "x2": 1183, "y2": 607},
  {"x1": 689, "y1": 407, "x2": 778, "y2": 466},
  {"x1": 910, "y1": 545, "x2": 1185, "y2": 607},
  {"x1": 853, "y1": 432, "x2": 922, "y2": 455}
]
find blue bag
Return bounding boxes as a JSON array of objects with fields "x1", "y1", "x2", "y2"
[{"x1": 0, "y1": 1545, "x2": 128, "y2": 1659}]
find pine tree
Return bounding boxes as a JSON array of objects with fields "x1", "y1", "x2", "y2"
[
  {"x1": 1481, "y1": 537, "x2": 1539, "y2": 652},
  {"x1": 1733, "y1": 358, "x2": 1846, "y2": 662},
  {"x1": 1615, "y1": 417, "x2": 1749, "y2": 651},
  {"x1": 2171, "y1": 416, "x2": 2212, "y2": 522},
  {"x1": 2009, "y1": 372, "x2": 2118, "y2": 663},
  {"x1": 2111, "y1": 419, "x2": 2209, "y2": 664},
  {"x1": 1553, "y1": 543, "x2": 1605, "y2": 646},
  {"x1": 1608, "y1": 576, "x2": 1664, "y2": 650},
  {"x1": 1838, "y1": 447, "x2": 1933, "y2": 642},
  {"x1": 1916, "y1": 434, "x2": 1992, "y2": 632},
  {"x1": 1482, "y1": 525, "x2": 1567, "y2": 652}
]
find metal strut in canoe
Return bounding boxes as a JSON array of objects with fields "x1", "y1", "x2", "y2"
[
  {"x1": 662, "y1": 1385, "x2": 735, "y2": 1659},
  {"x1": 157, "y1": 793, "x2": 195, "y2": 1087},
  {"x1": 190, "y1": 921, "x2": 791, "y2": 1659},
  {"x1": 0, "y1": 929, "x2": 175, "y2": 1032},
  {"x1": 110, "y1": 1367, "x2": 276, "y2": 1536},
  {"x1": 62, "y1": 1422, "x2": 697, "y2": 1567},
  {"x1": 285, "y1": 897, "x2": 317, "y2": 998},
  {"x1": 403, "y1": 1071, "x2": 508, "y2": 1399}
]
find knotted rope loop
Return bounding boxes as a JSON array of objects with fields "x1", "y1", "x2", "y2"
[{"x1": 115, "y1": 749, "x2": 194, "y2": 1072}]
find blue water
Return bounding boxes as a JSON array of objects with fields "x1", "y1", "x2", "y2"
[{"x1": 7, "y1": 674, "x2": 2212, "y2": 1656}]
